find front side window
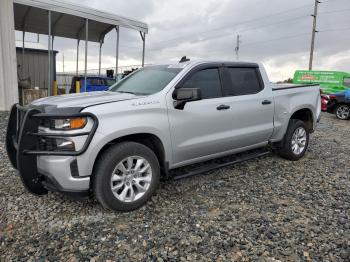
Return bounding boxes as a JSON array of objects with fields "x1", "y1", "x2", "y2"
[
  {"x1": 110, "y1": 66, "x2": 181, "y2": 95},
  {"x1": 344, "y1": 77, "x2": 350, "y2": 88},
  {"x1": 181, "y1": 68, "x2": 222, "y2": 99},
  {"x1": 224, "y1": 67, "x2": 262, "y2": 96}
]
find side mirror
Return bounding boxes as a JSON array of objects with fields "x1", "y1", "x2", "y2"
[{"x1": 172, "y1": 88, "x2": 202, "y2": 109}]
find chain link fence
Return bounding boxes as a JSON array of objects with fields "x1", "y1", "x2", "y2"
[{"x1": 57, "y1": 64, "x2": 146, "y2": 93}]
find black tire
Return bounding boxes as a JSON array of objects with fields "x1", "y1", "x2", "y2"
[
  {"x1": 277, "y1": 119, "x2": 309, "y2": 161},
  {"x1": 93, "y1": 142, "x2": 160, "y2": 211},
  {"x1": 335, "y1": 104, "x2": 350, "y2": 120}
]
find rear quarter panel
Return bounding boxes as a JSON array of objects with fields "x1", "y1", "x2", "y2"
[{"x1": 271, "y1": 85, "x2": 321, "y2": 142}]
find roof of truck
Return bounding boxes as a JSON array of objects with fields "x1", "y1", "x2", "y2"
[{"x1": 159, "y1": 60, "x2": 260, "y2": 69}]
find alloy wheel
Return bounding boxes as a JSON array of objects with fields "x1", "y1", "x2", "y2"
[
  {"x1": 291, "y1": 127, "x2": 307, "y2": 155},
  {"x1": 336, "y1": 105, "x2": 350, "y2": 120},
  {"x1": 110, "y1": 156, "x2": 152, "y2": 202}
]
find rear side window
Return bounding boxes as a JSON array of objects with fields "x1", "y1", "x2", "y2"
[
  {"x1": 225, "y1": 67, "x2": 262, "y2": 96},
  {"x1": 182, "y1": 68, "x2": 222, "y2": 99}
]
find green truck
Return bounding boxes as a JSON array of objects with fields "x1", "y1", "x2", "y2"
[{"x1": 293, "y1": 70, "x2": 350, "y2": 94}]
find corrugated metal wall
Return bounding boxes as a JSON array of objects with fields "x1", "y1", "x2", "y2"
[
  {"x1": 16, "y1": 47, "x2": 57, "y2": 90},
  {"x1": 0, "y1": 0, "x2": 18, "y2": 111}
]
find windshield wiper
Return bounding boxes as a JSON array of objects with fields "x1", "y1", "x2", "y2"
[
  {"x1": 116, "y1": 91, "x2": 136, "y2": 95},
  {"x1": 116, "y1": 91, "x2": 148, "y2": 95}
]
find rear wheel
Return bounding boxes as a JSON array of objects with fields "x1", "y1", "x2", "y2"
[
  {"x1": 277, "y1": 119, "x2": 309, "y2": 161},
  {"x1": 335, "y1": 104, "x2": 350, "y2": 120},
  {"x1": 93, "y1": 142, "x2": 160, "y2": 211}
]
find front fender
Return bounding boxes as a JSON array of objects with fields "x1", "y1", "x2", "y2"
[{"x1": 76, "y1": 107, "x2": 172, "y2": 177}]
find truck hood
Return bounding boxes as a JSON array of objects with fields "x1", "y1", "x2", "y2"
[{"x1": 31, "y1": 91, "x2": 143, "y2": 108}]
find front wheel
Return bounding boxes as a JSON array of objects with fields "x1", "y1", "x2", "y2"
[
  {"x1": 335, "y1": 104, "x2": 350, "y2": 120},
  {"x1": 93, "y1": 142, "x2": 160, "y2": 211},
  {"x1": 277, "y1": 119, "x2": 309, "y2": 161}
]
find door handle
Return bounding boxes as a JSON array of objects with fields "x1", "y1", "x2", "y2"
[
  {"x1": 262, "y1": 100, "x2": 272, "y2": 105},
  {"x1": 217, "y1": 104, "x2": 230, "y2": 110}
]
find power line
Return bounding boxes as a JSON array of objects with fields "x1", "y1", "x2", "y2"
[
  {"x1": 241, "y1": 32, "x2": 310, "y2": 47},
  {"x1": 138, "y1": 15, "x2": 310, "y2": 54},
  {"x1": 158, "y1": 32, "x2": 311, "y2": 58},
  {"x1": 138, "y1": 7, "x2": 349, "y2": 52},
  {"x1": 113, "y1": 1, "x2": 350, "y2": 60},
  {"x1": 187, "y1": 15, "x2": 309, "y2": 46},
  {"x1": 320, "y1": 0, "x2": 348, "y2": 3},
  {"x1": 147, "y1": 3, "x2": 313, "y2": 47},
  {"x1": 121, "y1": 20, "x2": 350, "y2": 57},
  {"x1": 318, "y1": 7, "x2": 350, "y2": 14},
  {"x1": 140, "y1": 32, "x2": 311, "y2": 56},
  {"x1": 115, "y1": 13, "x2": 311, "y2": 57},
  {"x1": 320, "y1": 26, "x2": 350, "y2": 32}
]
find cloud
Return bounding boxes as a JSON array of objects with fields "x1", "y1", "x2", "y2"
[{"x1": 16, "y1": 0, "x2": 350, "y2": 81}]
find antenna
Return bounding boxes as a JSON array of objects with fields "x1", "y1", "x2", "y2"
[{"x1": 179, "y1": 56, "x2": 190, "y2": 63}]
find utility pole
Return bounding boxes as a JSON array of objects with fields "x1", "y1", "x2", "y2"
[
  {"x1": 309, "y1": 0, "x2": 320, "y2": 70},
  {"x1": 235, "y1": 34, "x2": 241, "y2": 61}
]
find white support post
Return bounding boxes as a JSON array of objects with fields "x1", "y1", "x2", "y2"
[
  {"x1": 115, "y1": 26, "x2": 119, "y2": 78},
  {"x1": 51, "y1": 36, "x2": 54, "y2": 90},
  {"x1": 84, "y1": 18, "x2": 88, "y2": 92},
  {"x1": 99, "y1": 40, "x2": 102, "y2": 76},
  {"x1": 141, "y1": 32, "x2": 146, "y2": 67},
  {"x1": 0, "y1": 0, "x2": 19, "y2": 110},
  {"x1": 76, "y1": 39, "x2": 79, "y2": 75},
  {"x1": 22, "y1": 31, "x2": 25, "y2": 78},
  {"x1": 48, "y1": 10, "x2": 51, "y2": 96}
]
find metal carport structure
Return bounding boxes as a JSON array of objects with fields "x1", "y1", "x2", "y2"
[{"x1": 13, "y1": 0, "x2": 148, "y2": 97}]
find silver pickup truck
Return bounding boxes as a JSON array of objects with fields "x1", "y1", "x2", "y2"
[{"x1": 6, "y1": 60, "x2": 321, "y2": 211}]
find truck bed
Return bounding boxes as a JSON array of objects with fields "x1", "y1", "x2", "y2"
[{"x1": 272, "y1": 83, "x2": 319, "y2": 90}]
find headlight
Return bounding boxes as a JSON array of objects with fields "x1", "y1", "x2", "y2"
[
  {"x1": 38, "y1": 137, "x2": 76, "y2": 152},
  {"x1": 51, "y1": 117, "x2": 87, "y2": 130},
  {"x1": 56, "y1": 138, "x2": 76, "y2": 151}
]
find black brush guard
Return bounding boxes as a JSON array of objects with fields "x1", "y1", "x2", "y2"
[{"x1": 5, "y1": 104, "x2": 97, "y2": 195}]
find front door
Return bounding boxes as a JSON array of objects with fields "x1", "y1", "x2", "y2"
[{"x1": 167, "y1": 66, "x2": 237, "y2": 165}]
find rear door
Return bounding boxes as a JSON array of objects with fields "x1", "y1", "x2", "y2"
[{"x1": 221, "y1": 65, "x2": 274, "y2": 148}]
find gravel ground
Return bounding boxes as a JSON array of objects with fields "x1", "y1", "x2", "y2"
[{"x1": 0, "y1": 111, "x2": 349, "y2": 261}]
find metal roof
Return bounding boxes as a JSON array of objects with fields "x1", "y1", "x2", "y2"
[
  {"x1": 13, "y1": 0, "x2": 148, "y2": 43},
  {"x1": 16, "y1": 47, "x2": 59, "y2": 54}
]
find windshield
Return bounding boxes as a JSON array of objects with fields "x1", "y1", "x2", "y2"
[
  {"x1": 344, "y1": 77, "x2": 350, "y2": 88},
  {"x1": 109, "y1": 65, "x2": 182, "y2": 95}
]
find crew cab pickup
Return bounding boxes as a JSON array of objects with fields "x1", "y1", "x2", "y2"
[{"x1": 6, "y1": 60, "x2": 321, "y2": 211}]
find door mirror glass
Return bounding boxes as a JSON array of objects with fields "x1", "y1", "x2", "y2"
[{"x1": 173, "y1": 88, "x2": 202, "y2": 109}]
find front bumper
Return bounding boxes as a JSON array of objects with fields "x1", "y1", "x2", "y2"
[{"x1": 5, "y1": 104, "x2": 97, "y2": 198}]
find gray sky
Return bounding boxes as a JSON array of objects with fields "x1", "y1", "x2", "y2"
[{"x1": 18, "y1": 0, "x2": 350, "y2": 81}]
